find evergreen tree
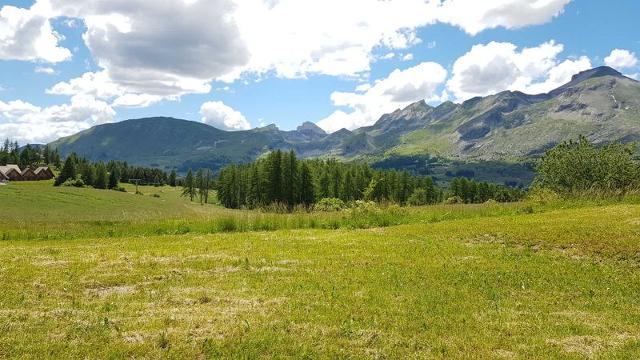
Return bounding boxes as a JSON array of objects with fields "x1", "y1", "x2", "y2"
[
  {"x1": 169, "y1": 170, "x2": 177, "y2": 187},
  {"x1": 79, "y1": 162, "x2": 95, "y2": 186},
  {"x1": 281, "y1": 150, "x2": 298, "y2": 208},
  {"x1": 54, "y1": 154, "x2": 77, "y2": 186},
  {"x1": 299, "y1": 162, "x2": 315, "y2": 207},
  {"x1": 108, "y1": 169, "x2": 119, "y2": 189},
  {"x1": 182, "y1": 169, "x2": 196, "y2": 201},
  {"x1": 94, "y1": 163, "x2": 108, "y2": 189},
  {"x1": 266, "y1": 150, "x2": 283, "y2": 204}
]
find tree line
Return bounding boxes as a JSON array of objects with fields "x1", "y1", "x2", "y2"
[
  {"x1": 215, "y1": 150, "x2": 446, "y2": 210},
  {"x1": 54, "y1": 152, "x2": 177, "y2": 190},
  {"x1": 1, "y1": 139, "x2": 61, "y2": 168},
  {"x1": 449, "y1": 177, "x2": 525, "y2": 203}
]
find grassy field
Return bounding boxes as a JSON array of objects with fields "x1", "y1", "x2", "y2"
[{"x1": 1, "y1": 182, "x2": 639, "y2": 358}]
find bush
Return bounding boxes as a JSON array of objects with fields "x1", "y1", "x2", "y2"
[
  {"x1": 314, "y1": 198, "x2": 346, "y2": 212},
  {"x1": 407, "y1": 188, "x2": 428, "y2": 206},
  {"x1": 342, "y1": 201, "x2": 405, "y2": 229},
  {"x1": 62, "y1": 177, "x2": 85, "y2": 188},
  {"x1": 535, "y1": 136, "x2": 639, "y2": 195},
  {"x1": 216, "y1": 218, "x2": 238, "y2": 232},
  {"x1": 445, "y1": 196, "x2": 463, "y2": 204}
]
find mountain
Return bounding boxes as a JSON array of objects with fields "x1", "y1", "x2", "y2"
[{"x1": 50, "y1": 67, "x2": 640, "y2": 183}]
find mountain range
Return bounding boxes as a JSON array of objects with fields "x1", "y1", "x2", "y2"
[{"x1": 50, "y1": 66, "x2": 640, "y2": 184}]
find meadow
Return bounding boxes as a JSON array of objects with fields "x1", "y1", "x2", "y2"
[{"x1": 1, "y1": 181, "x2": 639, "y2": 358}]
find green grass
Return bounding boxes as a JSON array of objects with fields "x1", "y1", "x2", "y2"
[{"x1": 0, "y1": 182, "x2": 639, "y2": 358}]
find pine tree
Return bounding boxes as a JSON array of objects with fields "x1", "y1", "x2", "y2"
[
  {"x1": 54, "y1": 155, "x2": 77, "y2": 186},
  {"x1": 267, "y1": 150, "x2": 282, "y2": 204},
  {"x1": 281, "y1": 150, "x2": 298, "y2": 208},
  {"x1": 94, "y1": 163, "x2": 108, "y2": 189},
  {"x1": 318, "y1": 168, "x2": 330, "y2": 199},
  {"x1": 108, "y1": 169, "x2": 119, "y2": 189},
  {"x1": 79, "y1": 162, "x2": 95, "y2": 186},
  {"x1": 248, "y1": 164, "x2": 262, "y2": 208},
  {"x1": 299, "y1": 162, "x2": 315, "y2": 207},
  {"x1": 182, "y1": 169, "x2": 196, "y2": 201},
  {"x1": 169, "y1": 170, "x2": 177, "y2": 187}
]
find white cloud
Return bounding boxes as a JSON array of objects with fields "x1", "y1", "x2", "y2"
[
  {"x1": 112, "y1": 94, "x2": 162, "y2": 108},
  {"x1": 35, "y1": 66, "x2": 56, "y2": 74},
  {"x1": 317, "y1": 62, "x2": 447, "y2": 133},
  {"x1": 380, "y1": 53, "x2": 396, "y2": 60},
  {"x1": 228, "y1": 0, "x2": 572, "y2": 81},
  {"x1": 447, "y1": 41, "x2": 592, "y2": 101},
  {"x1": 7, "y1": 0, "x2": 573, "y2": 100},
  {"x1": 200, "y1": 101, "x2": 251, "y2": 131},
  {"x1": 0, "y1": 1, "x2": 71, "y2": 63},
  {"x1": 604, "y1": 49, "x2": 638, "y2": 70},
  {"x1": 47, "y1": 71, "x2": 121, "y2": 99},
  {"x1": 0, "y1": 95, "x2": 115, "y2": 144},
  {"x1": 42, "y1": 0, "x2": 249, "y2": 100},
  {"x1": 436, "y1": 0, "x2": 572, "y2": 36},
  {"x1": 402, "y1": 53, "x2": 414, "y2": 61}
]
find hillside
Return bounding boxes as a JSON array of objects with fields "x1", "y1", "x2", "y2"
[{"x1": 50, "y1": 67, "x2": 640, "y2": 181}]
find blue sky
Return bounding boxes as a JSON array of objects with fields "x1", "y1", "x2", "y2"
[{"x1": 1, "y1": 0, "x2": 639, "y2": 144}]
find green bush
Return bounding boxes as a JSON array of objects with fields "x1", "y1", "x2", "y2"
[
  {"x1": 314, "y1": 198, "x2": 346, "y2": 212},
  {"x1": 445, "y1": 196, "x2": 463, "y2": 204},
  {"x1": 535, "y1": 136, "x2": 639, "y2": 195},
  {"x1": 62, "y1": 177, "x2": 85, "y2": 188}
]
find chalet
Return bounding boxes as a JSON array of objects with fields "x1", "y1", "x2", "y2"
[
  {"x1": 21, "y1": 168, "x2": 38, "y2": 181},
  {"x1": 0, "y1": 165, "x2": 23, "y2": 181},
  {"x1": 34, "y1": 167, "x2": 55, "y2": 180},
  {"x1": 0, "y1": 170, "x2": 8, "y2": 182}
]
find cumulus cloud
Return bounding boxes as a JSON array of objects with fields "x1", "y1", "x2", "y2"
[
  {"x1": 0, "y1": 1, "x2": 71, "y2": 62},
  {"x1": 228, "y1": 0, "x2": 573, "y2": 80},
  {"x1": 446, "y1": 41, "x2": 592, "y2": 101},
  {"x1": 0, "y1": 95, "x2": 115, "y2": 144},
  {"x1": 436, "y1": 0, "x2": 572, "y2": 35},
  {"x1": 41, "y1": 0, "x2": 249, "y2": 100},
  {"x1": 7, "y1": 0, "x2": 574, "y2": 97},
  {"x1": 200, "y1": 101, "x2": 251, "y2": 131},
  {"x1": 317, "y1": 62, "x2": 447, "y2": 133},
  {"x1": 402, "y1": 53, "x2": 415, "y2": 61},
  {"x1": 604, "y1": 49, "x2": 638, "y2": 70}
]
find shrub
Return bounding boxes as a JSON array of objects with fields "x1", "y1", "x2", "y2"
[
  {"x1": 62, "y1": 177, "x2": 85, "y2": 188},
  {"x1": 445, "y1": 196, "x2": 463, "y2": 204},
  {"x1": 314, "y1": 198, "x2": 346, "y2": 212},
  {"x1": 216, "y1": 218, "x2": 238, "y2": 232},
  {"x1": 535, "y1": 136, "x2": 640, "y2": 195},
  {"x1": 407, "y1": 188, "x2": 428, "y2": 206}
]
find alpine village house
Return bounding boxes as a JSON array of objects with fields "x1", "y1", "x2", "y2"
[{"x1": 0, "y1": 165, "x2": 54, "y2": 183}]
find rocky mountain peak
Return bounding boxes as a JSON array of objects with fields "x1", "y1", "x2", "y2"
[{"x1": 296, "y1": 121, "x2": 326, "y2": 135}]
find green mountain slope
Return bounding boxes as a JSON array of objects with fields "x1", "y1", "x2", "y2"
[{"x1": 50, "y1": 67, "x2": 640, "y2": 183}]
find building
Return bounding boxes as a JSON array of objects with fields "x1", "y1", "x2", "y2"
[
  {"x1": 34, "y1": 167, "x2": 55, "y2": 180},
  {"x1": 0, "y1": 165, "x2": 23, "y2": 181},
  {"x1": 21, "y1": 168, "x2": 38, "y2": 181},
  {"x1": 0, "y1": 170, "x2": 8, "y2": 182}
]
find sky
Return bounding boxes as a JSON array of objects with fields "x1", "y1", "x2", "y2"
[{"x1": 0, "y1": 0, "x2": 639, "y2": 144}]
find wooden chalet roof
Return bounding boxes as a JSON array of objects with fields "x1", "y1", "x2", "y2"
[{"x1": 0, "y1": 165, "x2": 21, "y2": 175}]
